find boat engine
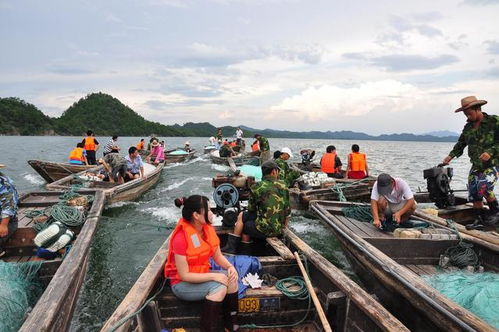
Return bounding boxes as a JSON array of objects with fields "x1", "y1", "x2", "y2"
[
  {"x1": 300, "y1": 149, "x2": 315, "y2": 166},
  {"x1": 212, "y1": 174, "x2": 255, "y2": 227},
  {"x1": 423, "y1": 165, "x2": 455, "y2": 209}
]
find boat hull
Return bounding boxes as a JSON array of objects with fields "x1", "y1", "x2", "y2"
[{"x1": 28, "y1": 159, "x2": 95, "y2": 183}]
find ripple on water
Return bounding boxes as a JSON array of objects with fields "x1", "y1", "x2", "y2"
[{"x1": 23, "y1": 173, "x2": 45, "y2": 185}]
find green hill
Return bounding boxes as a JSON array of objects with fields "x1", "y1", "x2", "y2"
[
  {"x1": 55, "y1": 92, "x2": 183, "y2": 136},
  {"x1": 0, "y1": 97, "x2": 54, "y2": 135}
]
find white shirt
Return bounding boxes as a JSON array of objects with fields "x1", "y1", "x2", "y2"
[
  {"x1": 236, "y1": 129, "x2": 243, "y2": 139},
  {"x1": 370, "y1": 178, "x2": 414, "y2": 204}
]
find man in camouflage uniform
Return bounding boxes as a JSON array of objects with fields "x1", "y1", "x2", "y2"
[
  {"x1": 0, "y1": 164, "x2": 19, "y2": 258},
  {"x1": 99, "y1": 151, "x2": 128, "y2": 184},
  {"x1": 443, "y1": 96, "x2": 499, "y2": 229},
  {"x1": 275, "y1": 147, "x2": 300, "y2": 188},
  {"x1": 222, "y1": 160, "x2": 291, "y2": 255},
  {"x1": 254, "y1": 134, "x2": 271, "y2": 165},
  {"x1": 219, "y1": 141, "x2": 236, "y2": 158}
]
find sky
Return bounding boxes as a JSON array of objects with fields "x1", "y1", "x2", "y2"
[{"x1": 1, "y1": 0, "x2": 498, "y2": 135}]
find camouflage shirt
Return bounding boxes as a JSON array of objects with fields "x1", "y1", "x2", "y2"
[
  {"x1": 0, "y1": 174, "x2": 19, "y2": 219},
  {"x1": 275, "y1": 158, "x2": 300, "y2": 188},
  {"x1": 449, "y1": 113, "x2": 499, "y2": 172},
  {"x1": 257, "y1": 136, "x2": 270, "y2": 151},
  {"x1": 248, "y1": 175, "x2": 291, "y2": 237},
  {"x1": 103, "y1": 152, "x2": 127, "y2": 169},
  {"x1": 219, "y1": 144, "x2": 232, "y2": 157}
]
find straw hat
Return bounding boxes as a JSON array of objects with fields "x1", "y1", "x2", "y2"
[
  {"x1": 151, "y1": 140, "x2": 159, "y2": 147},
  {"x1": 455, "y1": 96, "x2": 487, "y2": 113},
  {"x1": 0, "y1": 164, "x2": 5, "y2": 168}
]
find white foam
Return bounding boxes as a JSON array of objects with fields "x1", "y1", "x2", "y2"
[
  {"x1": 24, "y1": 173, "x2": 45, "y2": 185},
  {"x1": 141, "y1": 206, "x2": 179, "y2": 223},
  {"x1": 211, "y1": 164, "x2": 229, "y2": 172},
  {"x1": 107, "y1": 201, "x2": 141, "y2": 208},
  {"x1": 160, "y1": 177, "x2": 195, "y2": 192},
  {"x1": 164, "y1": 156, "x2": 204, "y2": 169}
]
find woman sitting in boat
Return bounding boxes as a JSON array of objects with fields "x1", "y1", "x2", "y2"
[
  {"x1": 68, "y1": 143, "x2": 88, "y2": 165},
  {"x1": 146, "y1": 140, "x2": 165, "y2": 164},
  {"x1": 164, "y1": 195, "x2": 239, "y2": 332}
]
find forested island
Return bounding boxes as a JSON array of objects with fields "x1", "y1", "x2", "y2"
[{"x1": 0, "y1": 92, "x2": 458, "y2": 142}]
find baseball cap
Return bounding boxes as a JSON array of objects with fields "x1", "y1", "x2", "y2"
[
  {"x1": 377, "y1": 173, "x2": 394, "y2": 196},
  {"x1": 261, "y1": 160, "x2": 281, "y2": 174}
]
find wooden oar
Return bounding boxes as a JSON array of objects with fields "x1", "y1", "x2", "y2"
[
  {"x1": 227, "y1": 157, "x2": 237, "y2": 172},
  {"x1": 293, "y1": 251, "x2": 332, "y2": 332}
]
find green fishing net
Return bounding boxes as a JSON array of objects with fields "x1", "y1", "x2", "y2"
[
  {"x1": 0, "y1": 261, "x2": 44, "y2": 332},
  {"x1": 424, "y1": 272, "x2": 499, "y2": 330}
]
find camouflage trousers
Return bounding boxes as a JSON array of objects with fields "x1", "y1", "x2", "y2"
[{"x1": 468, "y1": 166, "x2": 498, "y2": 202}]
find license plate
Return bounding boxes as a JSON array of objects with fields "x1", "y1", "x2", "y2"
[
  {"x1": 238, "y1": 297, "x2": 280, "y2": 312},
  {"x1": 239, "y1": 297, "x2": 260, "y2": 312}
]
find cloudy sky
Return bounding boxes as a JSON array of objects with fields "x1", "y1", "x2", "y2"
[{"x1": 1, "y1": 0, "x2": 498, "y2": 134}]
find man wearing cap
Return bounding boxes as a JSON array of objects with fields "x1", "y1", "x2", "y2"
[
  {"x1": 219, "y1": 140, "x2": 237, "y2": 158},
  {"x1": 254, "y1": 134, "x2": 271, "y2": 165},
  {"x1": 370, "y1": 173, "x2": 416, "y2": 230},
  {"x1": 222, "y1": 160, "x2": 291, "y2": 255},
  {"x1": 443, "y1": 96, "x2": 499, "y2": 229},
  {"x1": 0, "y1": 165, "x2": 19, "y2": 258},
  {"x1": 275, "y1": 147, "x2": 300, "y2": 187}
]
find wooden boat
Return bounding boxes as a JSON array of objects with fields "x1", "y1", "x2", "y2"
[
  {"x1": 3, "y1": 190, "x2": 105, "y2": 331},
  {"x1": 46, "y1": 162, "x2": 164, "y2": 205},
  {"x1": 101, "y1": 228, "x2": 408, "y2": 332},
  {"x1": 203, "y1": 145, "x2": 217, "y2": 154},
  {"x1": 28, "y1": 159, "x2": 95, "y2": 183},
  {"x1": 311, "y1": 200, "x2": 499, "y2": 332},
  {"x1": 210, "y1": 150, "x2": 260, "y2": 167},
  {"x1": 290, "y1": 162, "x2": 322, "y2": 174},
  {"x1": 164, "y1": 149, "x2": 196, "y2": 164}
]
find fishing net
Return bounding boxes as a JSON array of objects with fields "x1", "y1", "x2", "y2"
[
  {"x1": 342, "y1": 205, "x2": 372, "y2": 222},
  {"x1": 423, "y1": 272, "x2": 499, "y2": 330},
  {"x1": 0, "y1": 261, "x2": 44, "y2": 332}
]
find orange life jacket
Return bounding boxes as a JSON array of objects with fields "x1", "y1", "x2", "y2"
[
  {"x1": 321, "y1": 152, "x2": 337, "y2": 174},
  {"x1": 68, "y1": 147, "x2": 85, "y2": 163},
  {"x1": 349, "y1": 152, "x2": 366, "y2": 172},
  {"x1": 136, "y1": 141, "x2": 144, "y2": 150},
  {"x1": 164, "y1": 218, "x2": 220, "y2": 280},
  {"x1": 251, "y1": 142, "x2": 260, "y2": 152},
  {"x1": 84, "y1": 137, "x2": 96, "y2": 151},
  {"x1": 229, "y1": 142, "x2": 237, "y2": 147}
]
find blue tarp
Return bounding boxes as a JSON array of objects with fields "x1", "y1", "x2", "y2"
[
  {"x1": 169, "y1": 150, "x2": 189, "y2": 155},
  {"x1": 210, "y1": 255, "x2": 262, "y2": 298},
  {"x1": 239, "y1": 165, "x2": 262, "y2": 182}
]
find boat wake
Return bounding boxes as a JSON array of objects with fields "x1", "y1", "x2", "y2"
[
  {"x1": 23, "y1": 173, "x2": 45, "y2": 185},
  {"x1": 140, "y1": 206, "x2": 179, "y2": 224},
  {"x1": 210, "y1": 164, "x2": 229, "y2": 172},
  {"x1": 165, "y1": 156, "x2": 204, "y2": 169},
  {"x1": 160, "y1": 177, "x2": 195, "y2": 192},
  {"x1": 107, "y1": 201, "x2": 141, "y2": 209}
]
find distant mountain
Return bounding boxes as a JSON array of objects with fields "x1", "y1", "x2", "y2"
[
  {"x1": 55, "y1": 93, "x2": 184, "y2": 136},
  {"x1": 423, "y1": 130, "x2": 459, "y2": 137},
  {"x1": 0, "y1": 93, "x2": 460, "y2": 142},
  {"x1": 0, "y1": 97, "x2": 54, "y2": 135}
]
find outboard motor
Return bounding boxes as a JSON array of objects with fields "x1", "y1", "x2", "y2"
[
  {"x1": 423, "y1": 165, "x2": 455, "y2": 208},
  {"x1": 213, "y1": 183, "x2": 241, "y2": 227},
  {"x1": 300, "y1": 149, "x2": 316, "y2": 165}
]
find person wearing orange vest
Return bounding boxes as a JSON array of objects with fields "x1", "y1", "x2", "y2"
[
  {"x1": 68, "y1": 143, "x2": 88, "y2": 165},
  {"x1": 81, "y1": 130, "x2": 99, "y2": 165},
  {"x1": 347, "y1": 144, "x2": 369, "y2": 179},
  {"x1": 164, "y1": 195, "x2": 239, "y2": 332},
  {"x1": 136, "y1": 138, "x2": 145, "y2": 150},
  {"x1": 251, "y1": 140, "x2": 260, "y2": 152},
  {"x1": 320, "y1": 145, "x2": 343, "y2": 178}
]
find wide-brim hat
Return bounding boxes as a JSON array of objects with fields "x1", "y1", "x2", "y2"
[
  {"x1": 0, "y1": 164, "x2": 5, "y2": 168},
  {"x1": 151, "y1": 140, "x2": 159, "y2": 147},
  {"x1": 455, "y1": 96, "x2": 487, "y2": 113},
  {"x1": 280, "y1": 147, "x2": 293, "y2": 158},
  {"x1": 185, "y1": 141, "x2": 191, "y2": 145}
]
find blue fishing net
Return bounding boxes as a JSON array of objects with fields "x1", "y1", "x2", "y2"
[
  {"x1": 239, "y1": 165, "x2": 262, "y2": 182},
  {"x1": 0, "y1": 261, "x2": 44, "y2": 332},
  {"x1": 423, "y1": 272, "x2": 499, "y2": 330},
  {"x1": 169, "y1": 150, "x2": 188, "y2": 155}
]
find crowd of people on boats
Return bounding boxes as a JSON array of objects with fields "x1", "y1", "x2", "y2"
[{"x1": 0, "y1": 95, "x2": 497, "y2": 331}]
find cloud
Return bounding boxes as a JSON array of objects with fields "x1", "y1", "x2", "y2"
[
  {"x1": 376, "y1": 15, "x2": 443, "y2": 47},
  {"x1": 46, "y1": 64, "x2": 95, "y2": 75},
  {"x1": 485, "y1": 40, "x2": 499, "y2": 54},
  {"x1": 371, "y1": 54, "x2": 459, "y2": 71},
  {"x1": 414, "y1": 24, "x2": 443, "y2": 38},
  {"x1": 411, "y1": 11, "x2": 444, "y2": 22},
  {"x1": 269, "y1": 80, "x2": 420, "y2": 121},
  {"x1": 462, "y1": 0, "x2": 499, "y2": 5},
  {"x1": 105, "y1": 14, "x2": 122, "y2": 23},
  {"x1": 144, "y1": 100, "x2": 168, "y2": 110}
]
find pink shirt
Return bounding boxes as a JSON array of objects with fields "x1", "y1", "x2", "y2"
[{"x1": 151, "y1": 146, "x2": 165, "y2": 162}]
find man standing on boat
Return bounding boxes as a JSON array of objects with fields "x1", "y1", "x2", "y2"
[
  {"x1": 254, "y1": 134, "x2": 271, "y2": 164},
  {"x1": 222, "y1": 160, "x2": 290, "y2": 255},
  {"x1": 235, "y1": 127, "x2": 243, "y2": 146},
  {"x1": 370, "y1": 173, "x2": 416, "y2": 231},
  {"x1": 0, "y1": 164, "x2": 19, "y2": 258},
  {"x1": 82, "y1": 130, "x2": 99, "y2": 165},
  {"x1": 275, "y1": 147, "x2": 300, "y2": 187},
  {"x1": 443, "y1": 96, "x2": 499, "y2": 229}
]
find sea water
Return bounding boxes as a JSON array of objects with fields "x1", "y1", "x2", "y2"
[{"x1": 0, "y1": 136, "x2": 495, "y2": 331}]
